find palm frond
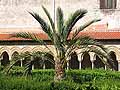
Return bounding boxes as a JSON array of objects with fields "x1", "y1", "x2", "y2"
[
  {"x1": 107, "y1": 53, "x2": 118, "y2": 70},
  {"x1": 5, "y1": 60, "x2": 21, "y2": 74},
  {"x1": 72, "y1": 19, "x2": 101, "y2": 38},
  {"x1": 56, "y1": 7, "x2": 64, "y2": 36},
  {"x1": 64, "y1": 9, "x2": 87, "y2": 40},
  {"x1": 29, "y1": 12, "x2": 53, "y2": 40},
  {"x1": 13, "y1": 32, "x2": 44, "y2": 44},
  {"x1": 42, "y1": 6, "x2": 55, "y2": 31},
  {"x1": 80, "y1": 46, "x2": 110, "y2": 68},
  {"x1": 13, "y1": 32, "x2": 54, "y2": 55},
  {"x1": 23, "y1": 52, "x2": 55, "y2": 76},
  {"x1": 76, "y1": 36, "x2": 96, "y2": 45},
  {"x1": 67, "y1": 36, "x2": 95, "y2": 53}
]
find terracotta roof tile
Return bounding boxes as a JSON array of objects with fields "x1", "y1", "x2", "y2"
[
  {"x1": 78, "y1": 32, "x2": 120, "y2": 39},
  {"x1": 0, "y1": 32, "x2": 120, "y2": 41},
  {"x1": 0, "y1": 24, "x2": 119, "y2": 41}
]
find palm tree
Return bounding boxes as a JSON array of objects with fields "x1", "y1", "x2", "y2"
[
  {"x1": 13, "y1": 6, "x2": 109, "y2": 81},
  {"x1": 6, "y1": 51, "x2": 54, "y2": 76}
]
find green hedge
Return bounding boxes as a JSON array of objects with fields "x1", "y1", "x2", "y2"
[
  {"x1": 1, "y1": 68, "x2": 120, "y2": 90},
  {"x1": 66, "y1": 69, "x2": 120, "y2": 83}
]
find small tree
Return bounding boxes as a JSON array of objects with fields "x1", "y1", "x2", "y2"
[{"x1": 13, "y1": 6, "x2": 109, "y2": 81}]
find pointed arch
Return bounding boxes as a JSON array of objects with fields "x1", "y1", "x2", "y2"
[
  {"x1": 108, "y1": 51, "x2": 118, "y2": 71},
  {"x1": 32, "y1": 46, "x2": 43, "y2": 52},
  {"x1": 81, "y1": 52, "x2": 92, "y2": 69},
  {"x1": 45, "y1": 53, "x2": 54, "y2": 69},
  {"x1": 33, "y1": 51, "x2": 44, "y2": 69},
  {"x1": 32, "y1": 46, "x2": 50, "y2": 53},
  {"x1": 69, "y1": 52, "x2": 79, "y2": 69},
  {"x1": 1, "y1": 51, "x2": 10, "y2": 66},
  {"x1": 33, "y1": 51, "x2": 54, "y2": 69},
  {"x1": 107, "y1": 46, "x2": 120, "y2": 61},
  {"x1": 94, "y1": 54, "x2": 105, "y2": 69},
  {"x1": 11, "y1": 51, "x2": 21, "y2": 66},
  {"x1": 22, "y1": 51, "x2": 31, "y2": 67},
  {"x1": 0, "y1": 47, "x2": 10, "y2": 58},
  {"x1": 21, "y1": 47, "x2": 32, "y2": 53},
  {"x1": 11, "y1": 47, "x2": 21, "y2": 55}
]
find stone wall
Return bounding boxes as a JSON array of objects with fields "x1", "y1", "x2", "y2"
[
  {"x1": 0, "y1": 44, "x2": 120, "y2": 70},
  {"x1": 0, "y1": 0, "x2": 120, "y2": 30}
]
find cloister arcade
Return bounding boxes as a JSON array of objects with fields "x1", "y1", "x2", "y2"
[{"x1": 0, "y1": 45, "x2": 120, "y2": 71}]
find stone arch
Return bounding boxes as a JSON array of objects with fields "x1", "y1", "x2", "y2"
[
  {"x1": 108, "y1": 51, "x2": 118, "y2": 71},
  {"x1": 69, "y1": 52, "x2": 79, "y2": 69},
  {"x1": 107, "y1": 46, "x2": 120, "y2": 61},
  {"x1": 33, "y1": 51, "x2": 54, "y2": 69},
  {"x1": 32, "y1": 46, "x2": 44, "y2": 52},
  {"x1": 21, "y1": 47, "x2": 32, "y2": 53},
  {"x1": 81, "y1": 52, "x2": 92, "y2": 69},
  {"x1": 11, "y1": 51, "x2": 21, "y2": 66},
  {"x1": 0, "y1": 47, "x2": 11, "y2": 59},
  {"x1": 33, "y1": 51, "x2": 44, "y2": 69},
  {"x1": 94, "y1": 54, "x2": 105, "y2": 69},
  {"x1": 45, "y1": 53, "x2": 54, "y2": 69},
  {"x1": 1, "y1": 51, "x2": 10, "y2": 66},
  {"x1": 22, "y1": 51, "x2": 31, "y2": 66},
  {"x1": 11, "y1": 47, "x2": 21, "y2": 55},
  {"x1": 32, "y1": 46, "x2": 50, "y2": 53}
]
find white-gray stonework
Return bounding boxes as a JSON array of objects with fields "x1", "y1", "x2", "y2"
[
  {"x1": 0, "y1": 44, "x2": 120, "y2": 71},
  {"x1": 0, "y1": 0, "x2": 120, "y2": 30}
]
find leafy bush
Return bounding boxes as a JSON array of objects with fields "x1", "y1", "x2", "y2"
[
  {"x1": 0, "y1": 66, "x2": 4, "y2": 71},
  {"x1": 67, "y1": 69, "x2": 120, "y2": 83},
  {"x1": 8, "y1": 66, "x2": 24, "y2": 76},
  {"x1": 0, "y1": 69, "x2": 120, "y2": 90}
]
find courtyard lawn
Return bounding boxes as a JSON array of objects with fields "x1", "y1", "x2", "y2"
[{"x1": 0, "y1": 68, "x2": 120, "y2": 90}]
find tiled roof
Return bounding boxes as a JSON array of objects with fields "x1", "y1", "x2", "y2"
[
  {"x1": 78, "y1": 32, "x2": 120, "y2": 40},
  {"x1": 0, "y1": 24, "x2": 119, "y2": 41},
  {"x1": 0, "y1": 33, "x2": 48, "y2": 41},
  {"x1": 0, "y1": 32, "x2": 120, "y2": 41}
]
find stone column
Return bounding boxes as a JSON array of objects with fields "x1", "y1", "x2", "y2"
[
  {"x1": 0, "y1": 56, "x2": 3, "y2": 66},
  {"x1": 67, "y1": 62, "x2": 69, "y2": 70},
  {"x1": 20, "y1": 58, "x2": 23, "y2": 67},
  {"x1": 118, "y1": 61, "x2": 120, "y2": 71},
  {"x1": 32, "y1": 65, "x2": 34, "y2": 70},
  {"x1": 105, "y1": 65, "x2": 107, "y2": 70},
  {"x1": 66, "y1": 57, "x2": 71, "y2": 70},
  {"x1": 31, "y1": 56, "x2": 34, "y2": 70},
  {"x1": 90, "y1": 52, "x2": 95, "y2": 69},
  {"x1": 78, "y1": 54, "x2": 82, "y2": 70},
  {"x1": 42, "y1": 54, "x2": 45, "y2": 69},
  {"x1": 91, "y1": 61, "x2": 94, "y2": 69},
  {"x1": 9, "y1": 55, "x2": 12, "y2": 65},
  {"x1": 43, "y1": 63, "x2": 46, "y2": 69},
  {"x1": 104, "y1": 58, "x2": 107, "y2": 70}
]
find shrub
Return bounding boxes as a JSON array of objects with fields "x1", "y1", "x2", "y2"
[
  {"x1": 8, "y1": 66, "x2": 24, "y2": 76},
  {"x1": 0, "y1": 69, "x2": 120, "y2": 90}
]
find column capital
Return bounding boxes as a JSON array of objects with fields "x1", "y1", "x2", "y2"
[
  {"x1": 89, "y1": 52, "x2": 95, "y2": 62},
  {"x1": 66, "y1": 56, "x2": 71, "y2": 61},
  {"x1": 77, "y1": 53, "x2": 82, "y2": 62},
  {"x1": 117, "y1": 60, "x2": 120, "y2": 63}
]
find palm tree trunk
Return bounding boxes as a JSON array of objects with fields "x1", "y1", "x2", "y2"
[{"x1": 54, "y1": 58, "x2": 65, "y2": 81}]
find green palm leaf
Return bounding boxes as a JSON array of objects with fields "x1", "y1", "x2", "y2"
[
  {"x1": 80, "y1": 46, "x2": 110, "y2": 68},
  {"x1": 42, "y1": 6, "x2": 55, "y2": 31},
  {"x1": 56, "y1": 7, "x2": 64, "y2": 36},
  {"x1": 72, "y1": 19, "x2": 101, "y2": 39},
  {"x1": 64, "y1": 9, "x2": 87, "y2": 40},
  {"x1": 13, "y1": 32, "x2": 45, "y2": 44},
  {"x1": 29, "y1": 12, "x2": 53, "y2": 40}
]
